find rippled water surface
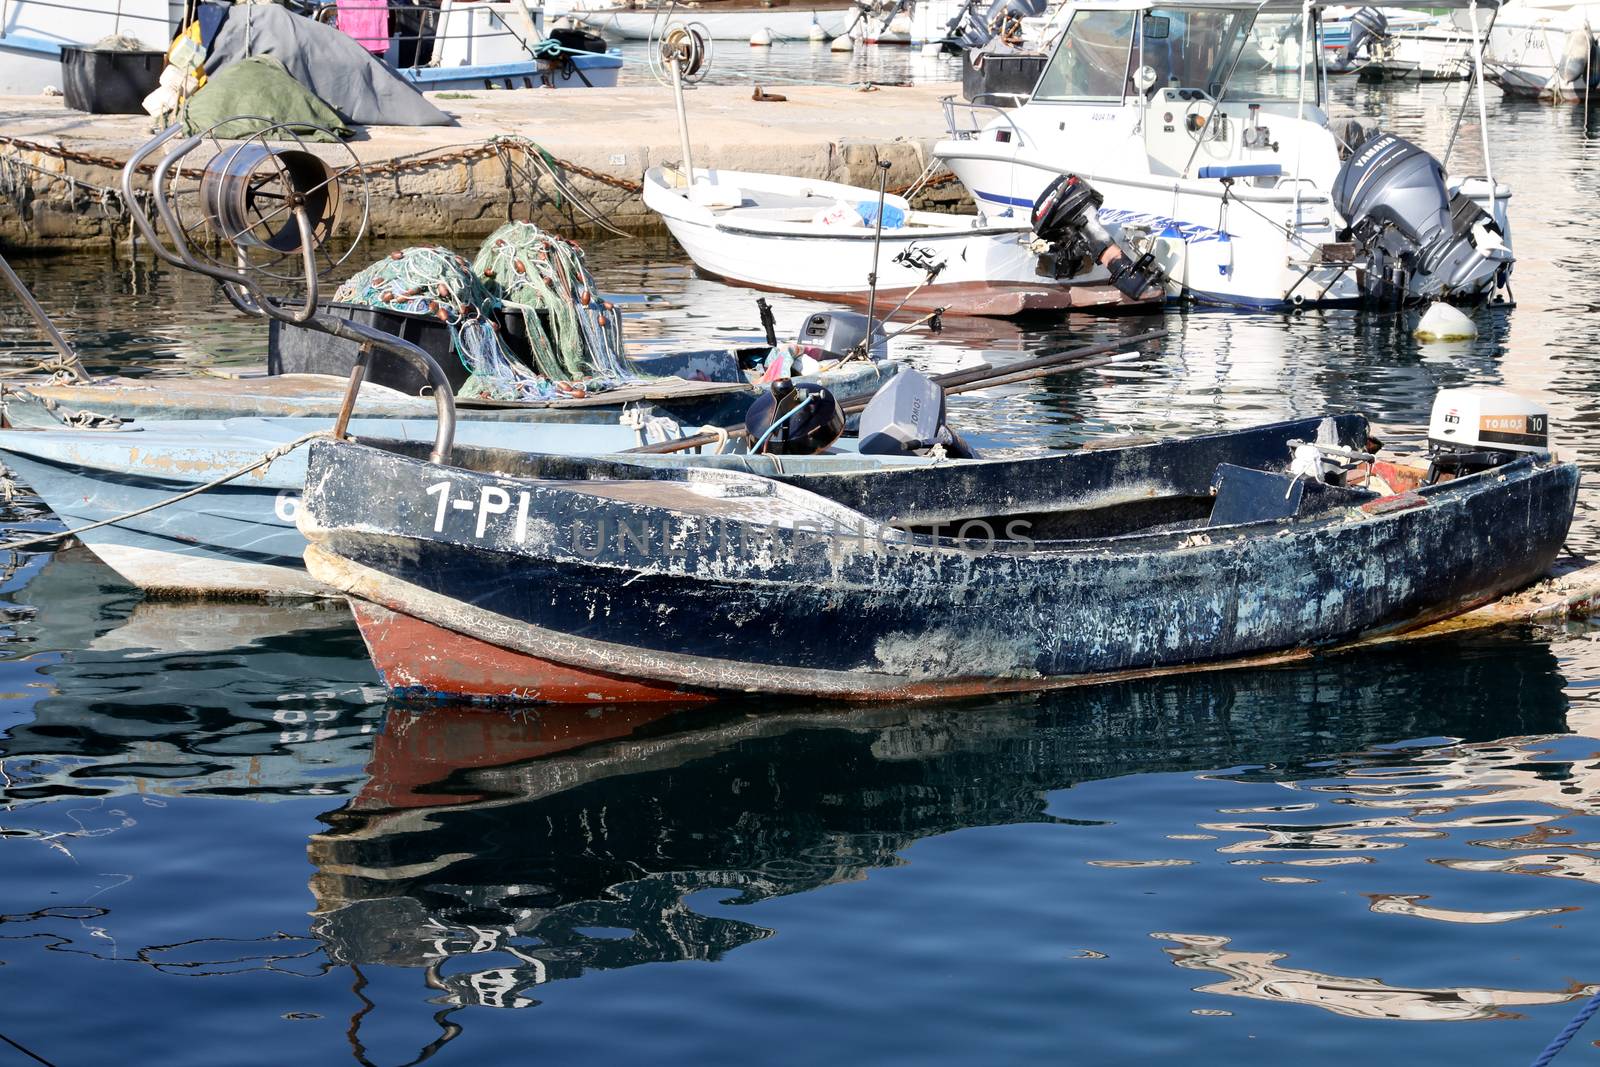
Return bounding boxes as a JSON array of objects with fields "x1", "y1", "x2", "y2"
[{"x1": 3, "y1": 60, "x2": 1600, "y2": 1066}]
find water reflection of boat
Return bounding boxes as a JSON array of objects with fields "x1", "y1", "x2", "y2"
[
  {"x1": 306, "y1": 637, "x2": 1569, "y2": 1011},
  {"x1": 0, "y1": 546, "x2": 381, "y2": 803}
]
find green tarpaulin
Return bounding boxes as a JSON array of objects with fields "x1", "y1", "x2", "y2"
[{"x1": 183, "y1": 55, "x2": 351, "y2": 141}]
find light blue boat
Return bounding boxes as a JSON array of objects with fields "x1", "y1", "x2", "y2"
[{"x1": 0, "y1": 416, "x2": 651, "y2": 599}]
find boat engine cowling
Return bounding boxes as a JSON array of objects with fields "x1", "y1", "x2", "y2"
[
  {"x1": 1426, "y1": 388, "x2": 1550, "y2": 480},
  {"x1": 1334, "y1": 6, "x2": 1389, "y2": 68},
  {"x1": 1331, "y1": 133, "x2": 1511, "y2": 303},
  {"x1": 745, "y1": 379, "x2": 846, "y2": 455},
  {"x1": 1030, "y1": 174, "x2": 1161, "y2": 298},
  {"x1": 795, "y1": 311, "x2": 888, "y2": 362},
  {"x1": 856, "y1": 368, "x2": 978, "y2": 459}
]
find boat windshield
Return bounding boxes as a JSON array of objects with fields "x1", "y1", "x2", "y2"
[
  {"x1": 1035, "y1": 6, "x2": 1310, "y2": 103},
  {"x1": 1226, "y1": 11, "x2": 1315, "y2": 102},
  {"x1": 1033, "y1": 8, "x2": 1138, "y2": 101},
  {"x1": 1136, "y1": 7, "x2": 1253, "y2": 97}
]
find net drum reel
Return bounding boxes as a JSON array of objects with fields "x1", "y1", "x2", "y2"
[
  {"x1": 199, "y1": 141, "x2": 341, "y2": 259},
  {"x1": 157, "y1": 120, "x2": 370, "y2": 288},
  {"x1": 122, "y1": 121, "x2": 453, "y2": 463}
]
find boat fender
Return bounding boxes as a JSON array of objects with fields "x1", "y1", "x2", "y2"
[{"x1": 744, "y1": 379, "x2": 846, "y2": 455}]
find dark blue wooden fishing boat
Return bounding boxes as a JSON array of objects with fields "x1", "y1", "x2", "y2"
[{"x1": 299, "y1": 404, "x2": 1581, "y2": 703}]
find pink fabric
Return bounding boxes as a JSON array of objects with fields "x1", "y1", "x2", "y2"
[{"x1": 337, "y1": 0, "x2": 390, "y2": 54}]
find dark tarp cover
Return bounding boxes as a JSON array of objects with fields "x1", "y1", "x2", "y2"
[
  {"x1": 183, "y1": 55, "x2": 352, "y2": 141},
  {"x1": 203, "y1": 4, "x2": 455, "y2": 127}
]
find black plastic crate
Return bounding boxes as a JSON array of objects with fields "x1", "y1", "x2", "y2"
[
  {"x1": 60, "y1": 46, "x2": 164, "y2": 115},
  {"x1": 267, "y1": 302, "x2": 560, "y2": 395},
  {"x1": 962, "y1": 50, "x2": 1047, "y2": 104}
]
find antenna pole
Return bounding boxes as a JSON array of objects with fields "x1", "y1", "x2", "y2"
[{"x1": 863, "y1": 159, "x2": 892, "y2": 344}]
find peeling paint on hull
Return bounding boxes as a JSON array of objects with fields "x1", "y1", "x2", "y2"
[
  {"x1": 299, "y1": 420, "x2": 1583, "y2": 704},
  {"x1": 350, "y1": 600, "x2": 716, "y2": 704}
]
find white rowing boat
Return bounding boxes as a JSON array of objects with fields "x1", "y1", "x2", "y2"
[{"x1": 642, "y1": 165, "x2": 1157, "y2": 317}]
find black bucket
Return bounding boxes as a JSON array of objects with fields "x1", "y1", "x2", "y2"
[{"x1": 60, "y1": 46, "x2": 165, "y2": 115}]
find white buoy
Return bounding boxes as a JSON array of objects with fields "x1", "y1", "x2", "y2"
[
  {"x1": 809, "y1": 22, "x2": 827, "y2": 41},
  {"x1": 829, "y1": 31, "x2": 855, "y2": 51},
  {"x1": 750, "y1": 27, "x2": 772, "y2": 46},
  {"x1": 1415, "y1": 302, "x2": 1479, "y2": 342}
]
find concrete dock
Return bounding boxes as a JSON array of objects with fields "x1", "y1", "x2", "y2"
[{"x1": 0, "y1": 82, "x2": 971, "y2": 250}]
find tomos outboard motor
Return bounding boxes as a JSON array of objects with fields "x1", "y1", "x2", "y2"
[
  {"x1": 1331, "y1": 133, "x2": 1511, "y2": 304},
  {"x1": 1425, "y1": 388, "x2": 1549, "y2": 482},
  {"x1": 1030, "y1": 174, "x2": 1162, "y2": 299},
  {"x1": 744, "y1": 379, "x2": 846, "y2": 455},
  {"x1": 794, "y1": 311, "x2": 888, "y2": 361},
  {"x1": 856, "y1": 368, "x2": 978, "y2": 459},
  {"x1": 1332, "y1": 6, "x2": 1389, "y2": 70}
]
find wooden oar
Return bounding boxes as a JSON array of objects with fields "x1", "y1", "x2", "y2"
[{"x1": 625, "y1": 328, "x2": 1169, "y2": 456}]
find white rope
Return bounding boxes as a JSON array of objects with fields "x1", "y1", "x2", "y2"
[{"x1": 0, "y1": 430, "x2": 335, "y2": 554}]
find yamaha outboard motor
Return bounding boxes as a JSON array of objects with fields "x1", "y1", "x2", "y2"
[
  {"x1": 745, "y1": 379, "x2": 846, "y2": 455},
  {"x1": 1331, "y1": 133, "x2": 1511, "y2": 304},
  {"x1": 1332, "y1": 6, "x2": 1388, "y2": 70},
  {"x1": 1030, "y1": 174, "x2": 1162, "y2": 299},
  {"x1": 856, "y1": 369, "x2": 978, "y2": 459}
]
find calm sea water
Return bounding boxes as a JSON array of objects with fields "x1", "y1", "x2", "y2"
[{"x1": 2, "y1": 54, "x2": 1600, "y2": 1066}]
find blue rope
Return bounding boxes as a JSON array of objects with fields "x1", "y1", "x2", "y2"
[
  {"x1": 750, "y1": 393, "x2": 814, "y2": 454},
  {"x1": 1531, "y1": 987, "x2": 1600, "y2": 1067}
]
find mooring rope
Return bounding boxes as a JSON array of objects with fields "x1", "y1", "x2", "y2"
[
  {"x1": 1530, "y1": 986, "x2": 1600, "y2": 1067},
  {"x1": 0, "y1": 431, "x2": 335, "y2": 555}
]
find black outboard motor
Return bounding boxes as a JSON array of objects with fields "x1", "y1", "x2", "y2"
[
  {"x1": 1334, "y1": 6, "x2": 1389, "y2": 69},
  {"x1": 949, "y1": 0, "x2": 1046, "y2": 49},
  {"x1": 1330, "y1": 133, "x2": 1511, "y2": 304},
  {"x1": 856, "y1": 369, "x2": 978, "y2": 459},
  {"x1": 1030, "y1": 174, "x2": 1162, "y2": 299},
  {"x1": 745, "y1": 380, "x2": 846, "y2": 455}
]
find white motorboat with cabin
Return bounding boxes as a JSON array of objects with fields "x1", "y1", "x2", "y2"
[
  {"x1": 933, "y1": 0, "x2": 1514, "y2": 308},
  {"x1": 1472, "y1": 0, "x2": 1600, "y2": 100},
  {"x1": 642, "y1": 165, "x2": 1162, "y2": 316}
]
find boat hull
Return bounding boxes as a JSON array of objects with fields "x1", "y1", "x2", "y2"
[
  {"x1": 577, "y1": 7, "x2": 859, "y2": 40},
  {"x1": 301, "y1": 426, "x2": 1580, "y2": 702},
  {"x1": 0, "y1": 417, "x2": 646, "y2": 599},
  {"x1": 643, "y1": 166, "x2": 1154, "y2": 317},
  {"x1": 400, "y1": 53, "x2": 622, "y2": 91}
]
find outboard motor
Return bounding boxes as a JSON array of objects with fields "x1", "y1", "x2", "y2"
[
  {"x1": 1331, "y1": 133, "x2": 1511, "y2": 304},
  {"x1": 950, "y1": 0, "x2": 1046, "y2": 49},
  {"x1": 1425, "y1": 388, "x2": 1549, "y2": 482},
  {"x1": 794, "y1": 311, "x2": 888, "y2": 362},
  {"x1": 1334, "y1": 7, "x2": 1389, "y2": 69},
  {"x1": 1030, "y1": 174, "x2": 1162, "y2": 299},
  {"x1": 856, "y1": 369, "x2": 978, "y2": 459},
  {"x1": 745, "y1": 379, "x2": 846, "y2": 455}
]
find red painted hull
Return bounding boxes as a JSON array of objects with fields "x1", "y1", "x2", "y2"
[{"x1": 350, "y1": 600, "x2": 717, "y2": 705}]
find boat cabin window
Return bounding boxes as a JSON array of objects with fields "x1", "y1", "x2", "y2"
[
  {"x1": 1033, "y1": 9, "x2": 1138, "y2": 101},
  {"x1": 1226, "y1": 11, "x2": 1318, "y2": 103},
  {"x1": 1136, "y1": 6, "x2": 1253, "y2": 98}
]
